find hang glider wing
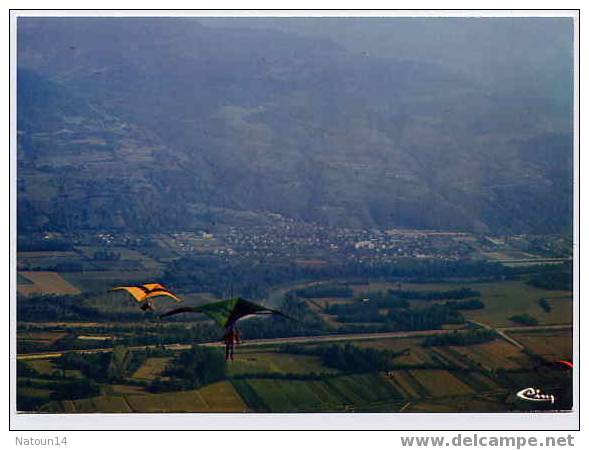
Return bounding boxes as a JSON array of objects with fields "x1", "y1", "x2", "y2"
[
  {"x1": 110, "y1": 283, "x2": 182, "y2": 303},
  {"x1": 159, "y1": 297, "x2": 292, "y2": 328},
  {"x1": 110, "y1": 286, "x2": 149, "y2": 303},
  {"x1": 142, "y1": 284, "x2": 181, "y2": 302}
]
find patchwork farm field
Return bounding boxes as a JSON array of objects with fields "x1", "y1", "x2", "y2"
[
  {"x1": 445, "y1": 340, "x2": 534, "y2": 370},
  {"x1": 18, "y1": 331, "x2": 568, "y2": 413},
  {"x1": 506, "y1": 329, "x2": 573, "y2": 361},
  {"x1": 16, "y1": 274, "x2": 574, "y2": 414},
  {"x1": 230, "y1": 368, "x2": 508, "y2": 412},
  {"x1": 124, "y1": 382, "x2": 247, "y2": 413},
  {"x1": 60, "y1": 270, "x2": 159, "y2": 293},
  {"x1": 405, "y1": 394, "x2": 511, "y2": 413},
  {"x1": 17, "y1": 252, "x2": 82, "y2": 271},
  {"x1": 45, "y1": 396, "x2": 133, "y2": 413},
  {"x1": 17, "y1": 271, "x2": 81, "y2": 296},
  {"x1": 17, "y1": 245, "x2": 165, "y2": 294},
  {"x1": 381, "y1": 359, "x2": 501, "y2": 400},
  {"x1": 18, "y1": 331, "x2": 67, "y2": 347},
  {"x1": 232, "y1": 373, "x2": 405, "y2": 412},
  {"x1": 407, "y1": 369, "x2": 474, "y2": 397},
  {"x1": 45, "y1": 381, "x2": 246, "y2": 413},
  {"x1": 355, "y1": 335, "x2": 534, "y2": 371},
  {"x1": 356, "y1": 337, "x2": 438, "y2": 366}
]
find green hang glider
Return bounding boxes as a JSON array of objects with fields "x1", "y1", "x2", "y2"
[{"x1": 159, "y1": 297, "x2": 293, "y2": 329}]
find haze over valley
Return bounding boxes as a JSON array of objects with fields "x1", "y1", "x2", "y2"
[{"x1": 17, "y1": 17, "x2": 574, "y2": 235}]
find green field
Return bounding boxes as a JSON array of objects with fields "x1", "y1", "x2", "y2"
[
  {"x1": 460, "y1": 281, "x2": 572, "y2": 327},
  {"x1": 229, "y1": 349, "x2": 337, "y2": 376},
  {"x1": 353, "y1": 279, "x2": 572, "y2": 327},
  {"x1": 232, "y1": 373, "x2": 405, "y2": 412}
]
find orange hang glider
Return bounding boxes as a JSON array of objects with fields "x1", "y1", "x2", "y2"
[{"x1": 110, "y1": 283, "x2": 181, "y2": 311}]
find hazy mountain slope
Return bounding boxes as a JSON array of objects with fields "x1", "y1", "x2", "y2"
[
  {"x1": 17, "y1": 18, "x2": 573, "y2": 234},
  {"x1": 201, "y1": 17, "x2": 573, "y2": 106}
]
